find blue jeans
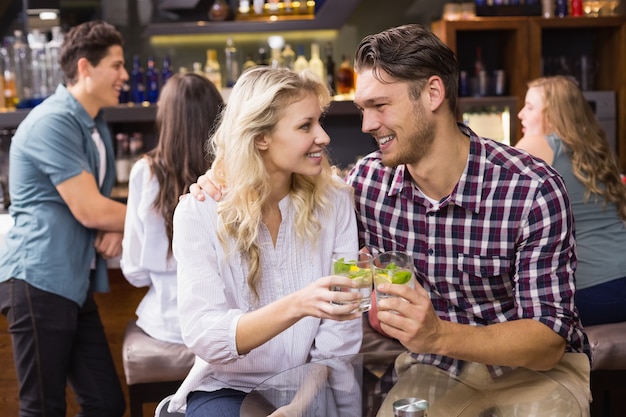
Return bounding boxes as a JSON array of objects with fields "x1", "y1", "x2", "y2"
[
  {"x1": 575, "y1": 276, "x2": 626, "y2": 326},
  {"x1": 0, "y1": 278, "x2": 125, "y2": 417},
  {"x1": 186, "y1": 389, "x2": 247, "y2": 417}
]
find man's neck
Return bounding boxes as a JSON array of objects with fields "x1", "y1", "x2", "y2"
[{"x1": 406, "y1": 128, "x2": 470, "y2": 201}]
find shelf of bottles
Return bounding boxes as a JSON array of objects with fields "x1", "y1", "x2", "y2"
[{"x1": 144, "y1": 0, "x2": 360, "y2": 36}]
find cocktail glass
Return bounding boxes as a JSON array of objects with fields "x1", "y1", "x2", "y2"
[
  {"x1": 372, "y1": 251, "x2": 415, "y2": 305},
  {"x1": 330, "y1": 252, "x2": 373, "y2": 313}
]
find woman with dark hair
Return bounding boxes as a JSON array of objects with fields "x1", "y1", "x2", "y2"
[{"x1": 121, "y1": 72, "x2": 224, "y2": 344}]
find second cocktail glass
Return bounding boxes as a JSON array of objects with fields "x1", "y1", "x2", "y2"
[{"x1": 373, "y1": 251, "x2": 415, "y2": 305}]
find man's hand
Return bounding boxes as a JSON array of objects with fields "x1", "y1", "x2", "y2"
[
  {"x1": 94, "y1": 231, "x2": 123, "y2": 259},
  {"x1": 185, "y1": 169, "x2": 223, "y2": 202}
]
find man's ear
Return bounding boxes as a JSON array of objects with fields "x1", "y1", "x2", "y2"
[
  {"x1": 426, "y1": 75, "x2": 445, "y2": 112},
  {"x1": 254, "y1": 134, "x2": 270, "y2": 151},
  {"x1": 76, "y1": 57, "x2": 91, "y2": 80}
]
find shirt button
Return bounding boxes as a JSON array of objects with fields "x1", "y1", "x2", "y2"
[
  {"x1": 427, "y1": 248, "x2": 434, "y2": 256},
  {"x1": 480, "y1": 267, "x2": 487, "y2": 275}
]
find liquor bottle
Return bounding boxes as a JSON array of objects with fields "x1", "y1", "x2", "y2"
[
  {"x1": 571, "y1": 0, "x2": 583, "y2": 16},
  {"x1": 238, "y1": 0, "x2": 250, "y2": 14},
  {"x1": 192, "y1": 62, "x2": 204, "y2": 76},
  {"x1": 115, "y1": 133, "x2": 131, "y2": 184},
  {"x1": 308, "y1": 43, "x2": 325, "y2": 82},
  {"x1": 242, "y1": 53, "x2": 257, "y2": 72},
  {"x1": 130, "y1": 54, "x2": 145, "y2": 104},
  {"x1": 336, "y1": 55, "x2": 354, "y2": 95},
  {"x1": 253, "y1": 0, "x2": 265, "y2": 15},
  {"x1": 208, "y1": 0, "x2": 230, "y2": 21},
  {"x1": 270, "y1": 47, "x2": 282, "y2": 69},
  {"x1": 256, "y1": 48, "x2": 269, "y2": 66},
  {"x1": 161, "y1": 55, "x2": 173, "y2": 86},
  {"x1": 205, "y1": 49, "x2": 222, "y2": 91},
  {"x1": 324, "y1": 42, "x2": 336, "y2": 95},
  {"x1": 28, "y1": 30, "x2": 48, "y2": 106},
  {"x1": 474, "y1": 47, "x2": 484, "y2": 76},
  {"x1": 45, "y1": 26, "x2": 64, "y2": 92},
  {"x1": 119, "y1": 79, "x2": 130, "y2": 104},
  {"x1": 224, "y1": 37, "x2": 239, "y2": 88},
  {"x1": 281, "y1": 44, "x2": 295, "y2": 70},
  {"x1": 13, "y1": 30, "x2": 33, "y2": 108},
  {"x1": 1, "y1": 45, "x2": 17, "y2": 110},
  {"x1": 145, "y1": 56, "x2": 159, "y2": 103},
  {"x1": 293, "y1": 45, "x2": 309, "y2": 73}
]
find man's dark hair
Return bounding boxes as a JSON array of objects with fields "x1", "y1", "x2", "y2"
[
  {"x1": 354, "y1": 24, "x2": 459, "y2": 113},
  {"x1": 59, "y1": 20, "x2": 123, "y2": 85}
]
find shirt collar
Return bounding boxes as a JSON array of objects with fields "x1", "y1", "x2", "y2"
[
  {"x1": 54, "y1": 84, "x2": 102, "y2": 131},
  {"x1": 386, "y1": 123, "x2": 484, "y2": 214}
]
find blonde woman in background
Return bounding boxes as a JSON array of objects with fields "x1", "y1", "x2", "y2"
[
  {"x1": 517, "y1": 75, "x2": 626, "y2": 326},
  {"x1": 169, "y1": 67, "x2": 363, "y2": 416}
]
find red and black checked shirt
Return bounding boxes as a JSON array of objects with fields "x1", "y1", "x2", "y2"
[{"x1": 346, "y1": 125, "x2": 590, "y2": 377}]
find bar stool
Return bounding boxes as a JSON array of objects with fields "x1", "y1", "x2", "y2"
[
  {"x1": 122, "y1": 320, "x2": 195, "y2": 417},
  {"x1": 154, "y1": 394, "x2": 184, "y2": 417},
  {"x1": 586, "y1": 321, "x2": 626, "y2": 416}
]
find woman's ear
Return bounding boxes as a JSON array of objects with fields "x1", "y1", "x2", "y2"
[{"x1": 254, "y1": 134, "x2": 270, "y2": 151}]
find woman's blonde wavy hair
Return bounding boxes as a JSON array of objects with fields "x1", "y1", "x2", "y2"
[
  {"x1": 208, "y1": 66, "x2": 346, "y2": 298},
  {"x1": 529, "y1": 76, "x2": 626, "y2": 220}
]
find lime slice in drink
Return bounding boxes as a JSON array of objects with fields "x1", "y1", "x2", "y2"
[{"x1": 391, "y1": 270, "x2": 412, "y2": 284}]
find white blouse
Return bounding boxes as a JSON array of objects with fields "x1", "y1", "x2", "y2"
[
  {"x1": 169, "y1": 183, "x2": 363, "y2": 411},
  {"x1": 120, "y1": 158, "x2": 183, "y2": 344}
]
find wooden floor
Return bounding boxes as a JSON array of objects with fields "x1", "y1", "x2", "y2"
[{"x1": 0, "y1": 269, "x2": 154, "y2": 417}]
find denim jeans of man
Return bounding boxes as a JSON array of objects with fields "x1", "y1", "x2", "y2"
[{"x1": 0, "y1": 278, "x2": 125, "y2": 417}]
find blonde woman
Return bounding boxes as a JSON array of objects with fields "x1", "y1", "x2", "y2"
[
  {"x1": 169, "y1": 67, "x2": 363, "y2": 416},
  {"x1": 517, "y1": 75, "x2": 626, "y2": 326}
]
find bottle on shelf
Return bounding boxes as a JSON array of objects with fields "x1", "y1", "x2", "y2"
[
  {"x1": 45, "y1": 26, "x2": 64, "y2": 92},
  {"x1": 238, "y1": 0, "x2": 251, "y2": 14},
  {"x1": 130, "y1": 54, "x2": 145, "y2": 104},
  {"x1": 324, "y1": 42, "x2": 336, "y2": 96},
  {"x1": 13, "y1": 30, "x2": 34, "y2": 108},
  {"x1": 208, "y1": 0, "x2": 231, "y2": 21},
  {"x1": 253, "y1": 0, "x2": 265, "y2": 15},
  {"x1": 115, "y1": 133, "x2": 131, "y2": 184},
  {"x1": 192, "y1": 62, "x2": 204, "y2": 76},
  {"x1": 145, "y1": 56, "x2": 159, "y2": 103},
  {"x1": 293, "y1": 45, "x2": 309, "y2": 73},
  {"x1": 205, "y1": 49, "x2": 223, "y2": 91},
  {"x1": 282, "y1": 44, "x2": 295, "y2": 70},
  {"x1": 242, "y1": 53, "x2": 257, "y2": 72},
  {"x1": 270, "y1": 47, "x2": 282, "y2": 69},
  {"x1": 308, "y1": 42, "x2": 325, "y2": 82},
  {"x1": 224, "y1": 37, "x2": 239, "y2": 88},
  {"x1": 28, "y1": 29, "x2": 48, "y2": 106},
  {"x1": 336, "y1": 55, "x2": 354, "y2": 96},
  {"x1": 161, "y1": 55, "x2": 173, "y2": 86},
  {"x1": 256, "y1": 48, "x2": 269, "y2": 66},
  {"x1": 1, "y1": 44, "x2": 17, "y2": 110}
]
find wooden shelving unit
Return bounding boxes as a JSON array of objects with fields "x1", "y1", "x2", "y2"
[{"x1": 432, "y1": 16, "x2": 626, "y2": 167}]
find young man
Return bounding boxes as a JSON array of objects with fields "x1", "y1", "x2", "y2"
[
  {"x1": 0, "y1": 21, "x2": 128, "y2": 416},
  {"x1": 347, "y1": 24, "x2": 590, "y2": 415}
]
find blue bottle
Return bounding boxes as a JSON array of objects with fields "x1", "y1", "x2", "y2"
[
  {"x1": 145, "y1": 56, "x2": 159, "y2": 104},
  {"x1": 130, "y1": 54, "x2": 145, "y2": 104},
  {"x1": 161, "y1": 55, "x2": 173, "y2": 86}
]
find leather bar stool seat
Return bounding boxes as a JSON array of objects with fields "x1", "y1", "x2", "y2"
[{"x1": 122, "y1": 320, "x2": 194, "y2": 417}]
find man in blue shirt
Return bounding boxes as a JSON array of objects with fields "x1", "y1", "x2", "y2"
[{"x1": 0, "y1": 20, "x2": 128, "y2": 417}]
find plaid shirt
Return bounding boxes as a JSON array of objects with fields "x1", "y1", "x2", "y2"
[{"x1": 346, "y1": 125, "x2": 590, "y2": 377}]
